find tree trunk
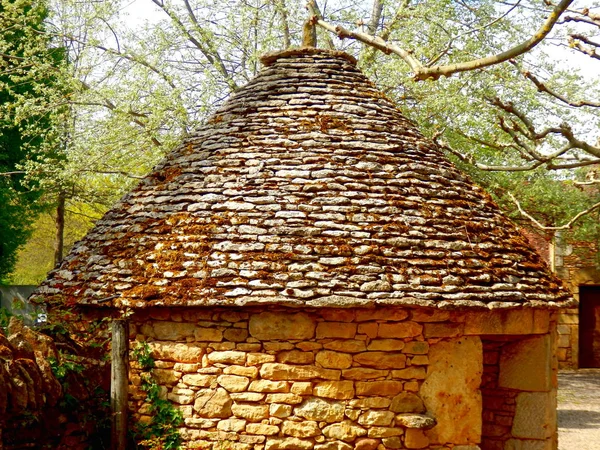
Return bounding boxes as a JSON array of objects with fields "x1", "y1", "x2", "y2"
[
  {"x1": 53, "y1": 191, "x2": 65, "y2": 267},
  {"x1": 111, "y1": 319, "x2": 129, "y2": 450}
]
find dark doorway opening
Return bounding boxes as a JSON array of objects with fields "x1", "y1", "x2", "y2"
[{"x1": 579, "y1": 286, "x2": 600, "y2": 368}]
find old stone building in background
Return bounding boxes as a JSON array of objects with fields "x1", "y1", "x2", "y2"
[{"x1": 34, "y1": 49, "x2": 573, "y2": 450}]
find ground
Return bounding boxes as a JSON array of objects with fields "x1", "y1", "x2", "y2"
[{"x1": 558, "y1": 369, "x2": 600, "y2": 450}]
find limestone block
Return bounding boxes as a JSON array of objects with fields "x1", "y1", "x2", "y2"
[
  {"x1": 147, "y1": 321, "x2": 196, "y2": 340},
  {"x1": 324, "y1": 340, "x2": 367, "y2": 353},
  {"x1": 265, "y1": 393, "x2": 304, "y2": 404},
  {"x1": 182, "y1": 374, "x2": 217, "y2": 387},
  {"x1": 322, "y1": 420, "x2": 367, "y2": 442},
  {"x1": 193, "y1": 387, "x2": 232, "y2": 418},
  {"x1": 402, "y1": 341, "x2": 429, "y2": 355},
  {"x1": 499, "y1": 335, "x2": 551, "y2": 392},
  {"x1": 348, "y1": 397, "x2": 391, "y2": 408},
  {"x1": 464, "y1": 310, "x2": 540, "y2": 336},
  {"x1": 345, "y1": 408, "x2": 361, "y2": 420},
  {"x1": 505, "y1": 438, "x2": 553, "y2": 450},
  {"x1": 355, "y1": 309, "x2": 409, "y2": 322},
  {"x1": 270, "y1": 403, "x2": 292, "y2": 418},
  {"x1": 512, "y1": 392, "x2": 556, "y2": 439},
  {"x1": 282, "y1": 420, "x2": 321, "y2": 437},
  {"x1": 405, "y1": 428, "x2": 429, "y2": 449},
  {"x1": 356, "y1": 381, "x2": 403, "y2": 396},
  {"x1": 291, "y1": 381, "x2": 312, "y2": 395},
  {"x1": 321, "y1": 309, "x2": 356, "y2": 322},
  {"x1": 395, "y1": 414, "x2": 436, "y2": 429},
  {"x1": 316, "y1": 322, "x2": 357, "y2": 339},
  {"x1": 410, "y1": 355, "x2": 429, "y2": 365},
  {"x1": 423, "y1": 322, "x2": 463, "y2": 338},
  {"x1": 389, "y1": 393, "x2": 425, "y2": 413},
  {"x1": 295, "y1": 397, "x2": 345, "y2": 422},
  {"x1": 533, "y1": 310, "x2": 550, "y2": 334},
  {"x1": 231, "y1": 392, "x2": 265, "y2": 402},
  {"x1": 217, "y1": 418, "x2": 247, "y2": 432},
  {"x1": 315, "y1": 441, "x2": 353, "y2": 450},
  {"x1": 354, "y1": 438, "x2": 380, "y2": 450},
  {"x1": 247, "y1": 352, "x2": 276, "y2": 365},
  {"x1": 260, "y1": 363, "x2": 340, "y2": 381},
  {"x1": 150, "y1": 341, "x2": 204, "y2": 362},
  {"x1": 207, "y1": 350, "x2": 246, "y2": 365},
  {"x1": 382, "y1": 436, "x2": 403, "y2": 448},
  {"x1": 249, "y1": 380, "x2": 289, "y2": 393},
  {"x1": 391, "y1": 367, "x2": 426, "y2": 380},
  {"x1": 367, "y1": 339, "x2": 405, "y2": 351},
  {"x1": 410, "y1": 309, "x2": 450, "y2": 322},
  {"x1": 167, "y1": 388, "x2": 194, "y2": 404},
  {"x1": 246, "y1": 423, "x2": 280, "y2": 435},
  {"x1": 173, "y1": 362, "x2": 201, "y2": 372},
  {"x1": 296, "y1": 341, "x2": 323, "y2": 351},
  {"x1": 316, "y1": 350, "x2": 353, "y2": 369},
  {"x1": 224, "y1": 365, "x2": 259, "y2": 378},
  {"x1": 224, "y1": 328, "x2": 249, "y2": 342},
  {"x1": 358, "y1": 323, "x2": 378, "y2": 338},
  {"x1": 265, "y1": 437, "x2": 313, "y2": 450},
  {"x1": 231, "y1": 403, "x2": 270, "y2": 421},
  {"x1": 152, "y1": 368, "x2": 182, "y2": 385},
  {"x1": 194, "y1": 327, "x2": 223, "y2": 342},
  {"x1": 419, "y1": 336, "x2": 482, "y2": 445},
  {"x1": 218, "y1": 374, "x2": 250, "y2": 392},
  {"x1": 264, "y1": 342, "x2": 295, "y2": 351},
  {"x1": 249, "y1": 312, "x2": 316, "y2": 340},
  {"x1": 367, "y1": 427, "x2": 404, "y2": 438},
  {"x1": 358, "y1": 410, "x2": 396, "y2": 426},
  {"x1": 353, "y1": 352, "x2": 406, "y2": 369},
  {"x1": 313, "y1": 380, "x2": 355, "y2": 399},
  {"x1": 378, "y1": 322, "x2": 422, "y2": 338},
  {"x1": 277, "y1": 350, "x2": 315, "y2": 364},
  {"x1": 184, "y1": 417, "x2": 218, "y2": 428},
  {"x1": 342, "y1": 368, "x2": 389, "y2": 380}
]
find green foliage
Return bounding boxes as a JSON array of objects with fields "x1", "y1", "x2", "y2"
[{"x1": 132, "y1": 342, "x2": 183, "y2": 450}]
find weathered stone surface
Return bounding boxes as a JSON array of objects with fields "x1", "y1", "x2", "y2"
[
  {"x1": 152, "y1": 368, "x2": 181, "y2": 385},
  {"x1": 367, "y1": 427, "x2": 404, "y2": 438},
  {"x1": 389, "y1": 393, "x2": 425, "y2": 413},
  {"x1": 277, "y1": 350, "x2": 315, "y2": 364},
  {"x1": 183, "y1": 374, "x2": 217, "y2": 387},
  {"x1": 404, "y1": 428, "x2": 430, "y2": 449},
  {"x1": 367, "y1": 339, "x2": 405, "y2": 351},
  {"x1": 265, "y1": 437, "x2": 313, "y2": 450},
  {"x1": 348, "y1": 397, "x2": 391, "y2": 408},
  {"x1": 270, "y1": 402, "x2": 292, "y2": 418},
  {"x1": 423, "y1": 322, "x2": 463, "y2": 338},
  {"x1": 282, "y1": 420, "x2": 321, "y2": 437},
  {"x1": 342, "y1": 368, "x2": 389, "y2": 380},
  {"x1": 356, "y1": 381, "x2": 403, "y2": 397},
  {"x1": 391, "y1": 367, "x2": 426, "y2": 380},
  {"x1": 395, "y1": 414, "x2": 436, "y2": 429},
  {"x1": 249, "y1": 312, "x2": 316, "y2": 340},
  {"x1": 194, "y1": 327, "x2": 223, "y2": 342},
  {"x1": 145, "y1": 321, "x2": 196, "y2": 340},
  {"x1": 247, "y1": 352, "x2": 276, "y2": 365},
  {"x1": 402, "y1": 341, "x2": 429, "y2": 355},
  {"x1": 224, "y1": 328, "x2": 249, "y2": 342},
  {"x1": 224, "y1": 365, "x2": 259, "y2": 378},
  {"x1": 313, "y1": 381, "x2": 355, "y2": 400},
  {"x1": 249, "y1": 380, "x2": 289, "y2": 393},
  {"x1": 512, "y1": 392, "x2": 555, "y2": 439},
  {"x1": 150, "y1": 341, "x2": 204, "y2": 362},
  {"x1": 167, "y1": 387, "x2": 194, "y2": 404},
  {"x1": 193, "y1": 387, "x2": 232, "y2": 418},
  {"x1": 382, "y1": 436, "x2": 403, "y2": 449},
  {"x1": 315, "y1": 441, "x2": 353, "y2": 450},
  {"x1": 316, "y1": 322, "x2": 357, "y2": 339},
  {"x1": 231, "y1": 403, "x2": 270, "y2": 421},
  {"x1": 230, "y1": 392, "x2": 265, "y2": 402},
  {"x1": 353, "y1": 352, "x2": 406, "y2": 369},
  {"x1": 246, "y1": 423, "x2": 280, "y2": 435},
  {"x1": 355, "y1": 309, "x2": 409, "y2": 322},
  {"x1": 323, "y1": 340, "x2": 367, "y2": 353},
  {"x1": 316, "y1": 350, "x2": 353, "y2": 369},
  {"x1": 504, "y1": 438, "x2": 553, "y2": 450},
  {"x1": 207, "y1": 350, "x2": 246, "y2": 365},
  {"x1": 291, "y1": 381, "x2": 312, "y2": 395},
  {"x1": 354, "y1": 438, "x2": 380, "y2": 450},
  {"x1": 217, "y1": 418, "x2": 247, "y2": 432},
  {"x1": 420, "y1": 336, "x2": 482, "y2": 445},
  {"x1": 378, "y1": 322, "x2": 422, "y2": 338},
  {"x1": 265, "y1": 393, "x2": 303, "y2": 404},
  {"x1": 499, "y1": 335, "x2": 551, "y2": 392},
  {"x1": 295, "y1": 398, "x2": 345, "y2": 422},
  {"x1": 217, "y1": 374, "x2": 250, "y2": 392},
  {"x1": 358, "y1": 410, "x2": 396, "y2": 426},
  {"x1": 322, "y1": 420, "x2": 367, "y2": 442},
  {"x1": 260, "y1": 363, "x2": 340, "y2": 381}
]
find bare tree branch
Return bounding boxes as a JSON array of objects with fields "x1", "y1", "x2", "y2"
[
  {"x1": 274, "y1": 0, "x2": 291, "y2": 49},
  {"x1": 0, "y1": 171, "x2": 26, "y2": 177},
  {"x1": 367, "y1": 0, "x2": 384, "y2": 36},
  {"x1": 313, "y1": 0, "x2": 573, "y2": 80},
  {"x1": 509, "y1": 192, "x2": 600, "y2": 230},
  {"x1": 306, "y1": 0, "x2": 336, "y2": 50}
]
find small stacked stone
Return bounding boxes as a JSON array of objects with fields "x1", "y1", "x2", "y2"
[{"x1": 128, "y1": 305, "x2": 553, "y2": 450}]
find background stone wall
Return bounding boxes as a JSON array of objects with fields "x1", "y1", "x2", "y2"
[{"x1": 129, "y1": 306, "x2": 557, "y2": 450}]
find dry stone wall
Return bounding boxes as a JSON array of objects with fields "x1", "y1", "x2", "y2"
[{"x1": 129, "y1": 306, "x2": 557, "y2": 450}]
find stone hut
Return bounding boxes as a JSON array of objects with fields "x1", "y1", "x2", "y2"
[{"x1": 35, "y1": 49, "x2": 573, "y2": 450}]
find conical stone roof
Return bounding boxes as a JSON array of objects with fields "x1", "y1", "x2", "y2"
[{"x1": 36, "y1": 48, "x2": 572, "y2": 310}]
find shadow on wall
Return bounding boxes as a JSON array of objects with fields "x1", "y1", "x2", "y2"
[
  {"x1": 558, "y1": 410, "x2": 600, "y2": 429},
  {"x1": 0, "y1": 285, "x2": 43, "y2": 326}
]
